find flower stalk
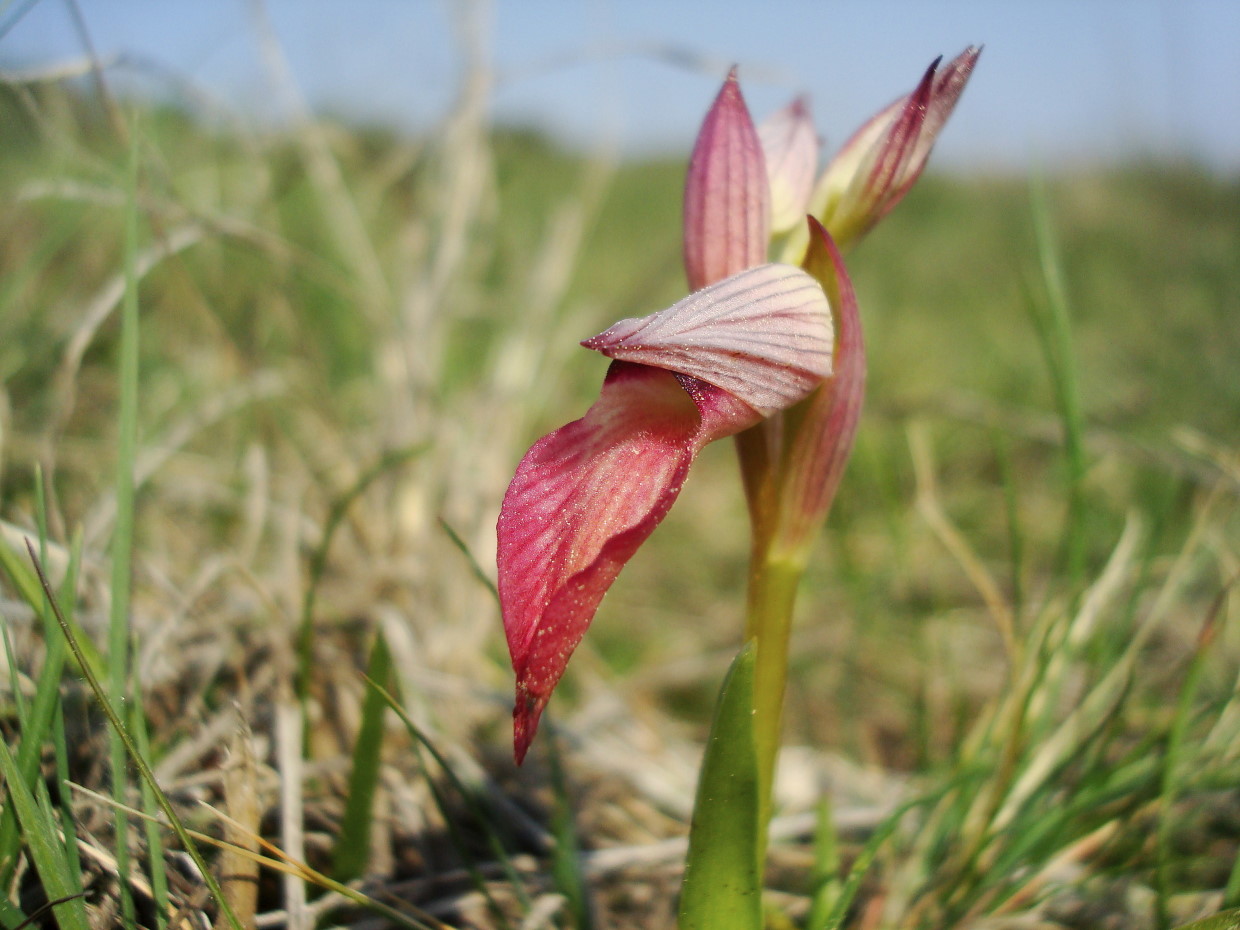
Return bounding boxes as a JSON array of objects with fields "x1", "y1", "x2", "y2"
[
  {"x1": 737, "y1": 216, "x2": 866, "y2": 843},
  {"x1": 744, "y1": 548, "x2": 805, "y2": 837}
]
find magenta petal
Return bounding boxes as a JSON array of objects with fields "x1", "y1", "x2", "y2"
[
  {"x1": 582, "y1": 263, "x2": 832, "y2": 416},
  {"x1": 497, "y1": 362, "x2": 759, "y2": 762},
  {"x1": 683, "y1": 67, "x2": 770, "y2": 291}
]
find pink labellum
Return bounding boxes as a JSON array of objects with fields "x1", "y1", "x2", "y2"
[
  {"x1": 498, "y1": 363, "x2": 759, "y2": 762},
  {"x1": 758, "y1": 96, "x2": 820, "y2": 234},
  {"x1": 583, "y1": 263, "x2": 832, "y2": 417},
  {"x1": 683, "y1": 67, "x2": 770, "y2": 291}
]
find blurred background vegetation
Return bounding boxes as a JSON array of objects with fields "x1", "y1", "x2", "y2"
[{"x1": 1, "y1": 11, "x2": 1238, "y2": 926}]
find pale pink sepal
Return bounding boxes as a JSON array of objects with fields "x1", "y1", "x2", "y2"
[
  {"x1": 802, "y1": 46, "x2": 980, "y2": 253},
  {"x1": 497, "y1": 362, "x2": 762, "y2": 762},
  {"x1": 758, "y1": 97, "x2": 819, "y2": 234},
  {"x1": 582, "y1": 263, "x2": 832, "y2": 417},
  {"x1": 775, "y1": 217, "x2": 866, "y2": 556},
  {"x1": 683, "y1": 68, "x2": 770, "y2": 291}
]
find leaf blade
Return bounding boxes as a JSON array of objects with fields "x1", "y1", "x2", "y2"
[{"x1": 679, "y1": 643, "x2": 762, "y2": 930}]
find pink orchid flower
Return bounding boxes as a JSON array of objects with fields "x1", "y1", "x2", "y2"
[
  {"x1": 497, "y1": 49, "x2": 977, "y2": 763},
  {"x1": 498, "y1": 264, "x2": 833, "y2": 761}
]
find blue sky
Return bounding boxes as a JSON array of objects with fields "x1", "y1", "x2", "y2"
[{"x1": 4, "y1": 0, "x2": 1238, "y2": 171}]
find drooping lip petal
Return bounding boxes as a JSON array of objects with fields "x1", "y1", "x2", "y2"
[
  {"x1": 683, "y1": 67, "x2": 770, "y2": 291},
  {"x1": 498, "y1": 362, "x2": 762, "y2": 762},
  {"x1": 758, "y1": 96, "x2": 820, "y2": 234},
  {"x1": 582, "y1": 263, "x2": 833, "y2": 417},
  {"x1": 498, "y1": 261, "x2": 835, "y2": 763}
]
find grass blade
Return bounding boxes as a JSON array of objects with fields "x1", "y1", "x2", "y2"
[
  {"x1": 1158, "y1": 590, "x2": 1229, "y2": 926},
  {"x1": 806, "y1": 794, "x2": 841, "y2": 930},
  {"x1": 297, "y1": 443, "x2": 427, "y2": 700},
  {"x1": 106, "y1": 105, "x2": 144, "y2": 927},
  {"x1": 0, "y1": 475, "x2": 82, "y2": 889},
  {"x1": 0, "y1": 737, "x2": 92, "y2": 930},
  {"x1": 820, "y1": 788, "x2": 948, "y2": 930},
  {"x1": 369, "y1": 676, "x2": 527, "y2": 928},
  {"x1": 130, "y1": 674, "x2": 169, "y2": 930},
  {"x1": 547, "y1": 728, "x2": 594, "y2": 929},
  {"x1": 331, "y1": 632, "x2": 394, "y2": 883},
  {"x1": 24, "y1": 542, "x2": 246, "y2": 930},
  {"x1": 1026, "y1": 175, "x2": 1088, "y2": 592},
  {"x1": 439, "y1": 516, "x2": 500, "y2": 605}
]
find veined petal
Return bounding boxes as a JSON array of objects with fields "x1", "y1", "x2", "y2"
[
  {"x1": 814, "y1": 60, "x2": 935, "y2": 229},
  {"x1": 582, "y1": 263, "x2": 832, "y2": 417},
  {"x1": 783, "y1": 46, "x2": 980, "y2": 259},
  {"x1": 758, "y1": 96, "x2": 819, "y2": 233},
  {"x1": 497, "y1": 362, "x2": 761, "y2": 762},
  {"x1": 774, "y1": 217, "x2": 866, "y2": 557},
  {"x1": 905, "y1": 46, "x2": 980, "y2": 175},
  {"x1": 683, "y1": 67, "x2": 770, "y2": 291}
]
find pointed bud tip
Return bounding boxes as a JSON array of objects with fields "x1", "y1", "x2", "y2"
[
  {"x1": 684, "y1": 63, "x2": 769, "y2": 289},
  {"x1": 912, "y1": 58, "x2": 939, "y2": 102},
  {"x1": 714, "y1": 66, "x2": 747, "y2": 109},
  {"x1": 941, "y1": 46, "x2": 983, "y2": 85},
  {"x1": 513, "y1": 721, "x2": 533, "y2": 765}
]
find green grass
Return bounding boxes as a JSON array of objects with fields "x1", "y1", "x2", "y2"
[{"x1": 0, "y1": 56, "x2": 1237, "y2": 930}]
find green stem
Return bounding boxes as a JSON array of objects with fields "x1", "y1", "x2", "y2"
[{"x1": 743, "y1": 545, "x2": 806, "y2": 854}]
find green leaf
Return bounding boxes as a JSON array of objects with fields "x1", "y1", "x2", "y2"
[
  {"x1": 1173, "y1": 909, "x2": 1240, "y2": 930},
  {"x1": 679, "y1": 643, "x2": 762, "y2": 930}
]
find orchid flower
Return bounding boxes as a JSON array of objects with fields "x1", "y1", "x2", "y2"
[
  {"x1": 496, "y1": 48, "x2": 977, "y2": 765},
  {"x1": 497, "y1": 263, "x2": 833, "y2": 762},
  {"x1": 682, "y1": 48, "x2": 978, "y2": 821}
]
